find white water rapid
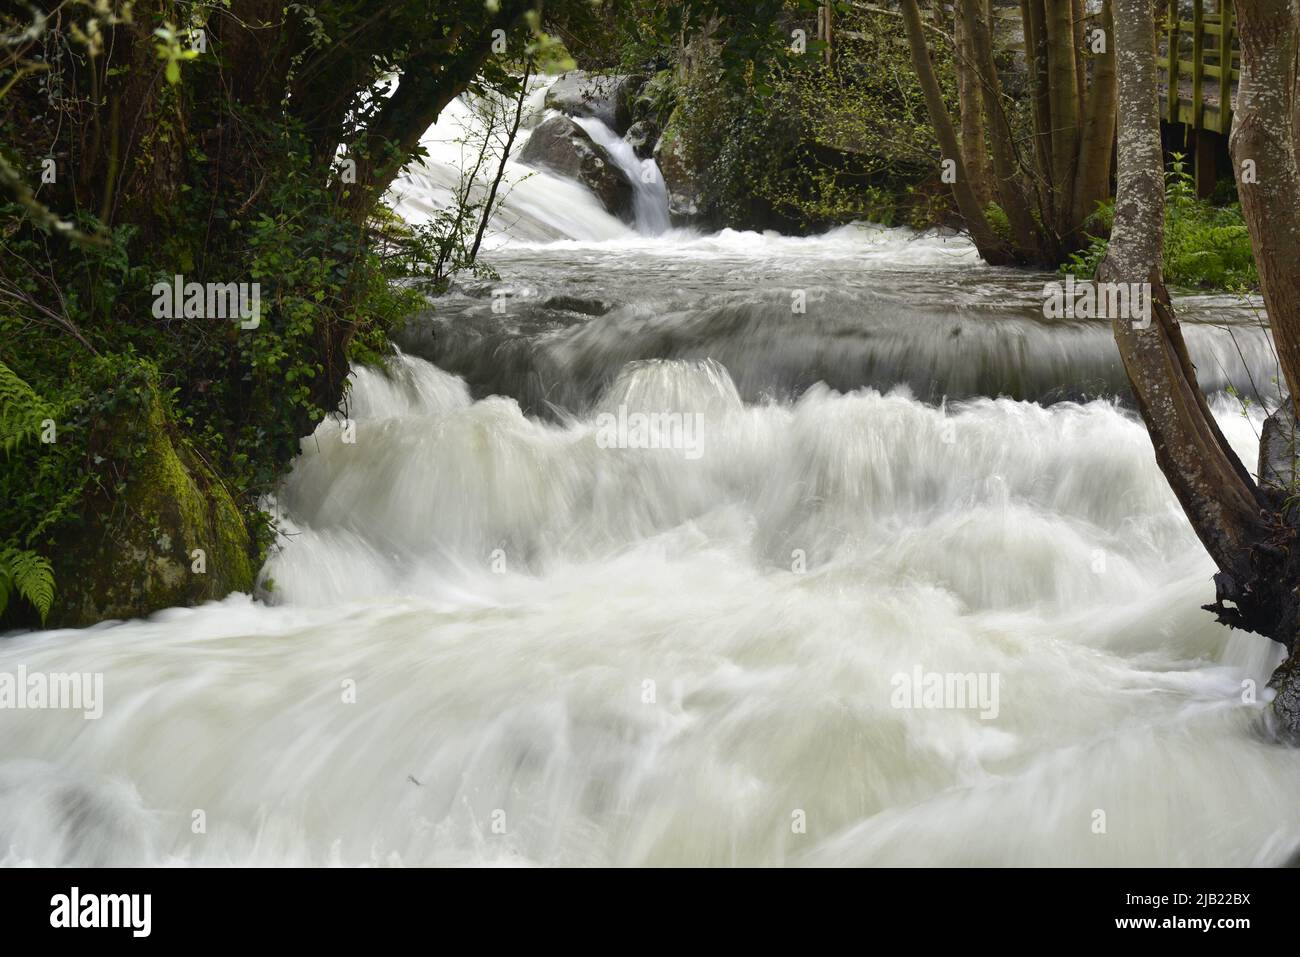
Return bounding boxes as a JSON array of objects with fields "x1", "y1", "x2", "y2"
[{"x1": 3, "y1": 82, "x2": 1298, "y2": 868}]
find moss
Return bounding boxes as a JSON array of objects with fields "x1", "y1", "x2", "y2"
[{"x1": 46, "y1": 373, "x2": 254, "y2": 627}]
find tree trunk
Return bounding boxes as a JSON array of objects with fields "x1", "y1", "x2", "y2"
[
  {"x1": 1021, "y1": 0, "x2": 1057, "y2": 224},
  {"x1": 1107, "y1": 0, "x2": 1300, "y2": 738},
  {"x1": 955, "y1": 2, "x2": 994, "y2": 209},
  {"x1": 900, "y1": 0, "x2": 1015, "y2": 263},
  {"x1": 1073, "y1": 0, "x2": 1089, "y2": 122},
  {"x1": 959, "y1": 0, "x2": 1044, "y2": 258},
  {"x1": 1044, "y1": 0, "x2": 1081, "y2": 236},
  {"x1": 1230, "y1": 0, "x2": 1300, "y2": 403},
  {"x1": 1072, "y1": 0, "x2": 1118, "y2": 225}
]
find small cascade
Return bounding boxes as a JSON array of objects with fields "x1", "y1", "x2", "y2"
[
  {"x1": 387, "y1": 75, "x2": 672, "y2": 243},
  {"x1": 572, "y1": 116, "x2": 671, "y2": 235}
]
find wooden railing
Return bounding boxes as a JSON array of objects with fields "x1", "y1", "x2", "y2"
[{"x1": 1158, "y1": 0, "x2": 1239, "y2": 134}]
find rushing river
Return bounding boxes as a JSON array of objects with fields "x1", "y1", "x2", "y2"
[{"x1": 2, "y1": 90, "x2": 1298, "y2": 868}]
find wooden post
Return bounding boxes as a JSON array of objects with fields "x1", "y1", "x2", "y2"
[
  {"x1": 1192, "y1": 0, "x2": 1205, "y2": 128},
  {"x1": 1167, "y1": 0, "x2": 1181, "y2": 123},
  {"x1": 1218, "y1": 0, "x2": 1234, "y2": 134}
]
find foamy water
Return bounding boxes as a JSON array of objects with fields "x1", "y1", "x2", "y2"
[{"x1": 1, "y1": 86, "x2": 1296, "y2": 868}]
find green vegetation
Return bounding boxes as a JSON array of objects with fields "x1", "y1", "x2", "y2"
[
  {"x1": 668, "y1": 6, "x2": 952, "y2": 232},
  {"x1": 0, "y1": 2, "x2": 557, "y2": 625},
  {"x1": 1063, "y1": 155, "x2": 1257, "y2": 291}
]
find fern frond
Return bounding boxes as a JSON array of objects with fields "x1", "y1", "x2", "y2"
[
  {"x1": 0, "y1": 359, "x2": 53, "y2": 456},
  {"x1": 0, "y1": 545, "x2": 55, "y2": 623}
]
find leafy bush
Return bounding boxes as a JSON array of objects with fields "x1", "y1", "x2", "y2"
[{"x1": 1062, "y1": 154, "x2": 1257, "y2": 290}]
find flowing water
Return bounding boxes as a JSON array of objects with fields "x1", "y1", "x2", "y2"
[{"x1": 3, "y1": 88, "x2": 1299, "y2": 868}]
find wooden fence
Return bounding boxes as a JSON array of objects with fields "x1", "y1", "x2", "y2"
[{"x1": 1158, "y1": 0, "x2": 1238, "y2": 134}]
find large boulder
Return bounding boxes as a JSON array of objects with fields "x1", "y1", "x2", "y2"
[
  {"x1": 652, "y1": 108, "x2": 700, "y2": 228},
  {"x1": 519, "y1": 114, "x2": 634, "y2": 222},
  {"x1": 46, "y1": 367, "x2": 255, "y2": 627},
  {"x1": 543, "y1": 72, "x2": 642, "y2": 135}
]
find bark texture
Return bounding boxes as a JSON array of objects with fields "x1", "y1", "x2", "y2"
[{"x1": 1106, "y1": 0, "x2": 1300, "y2": 739}]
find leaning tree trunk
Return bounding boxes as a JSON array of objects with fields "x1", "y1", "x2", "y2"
[
  {"x1": 900, "y1": 0, "x2": 1014, "y2": 264},
  {"x1": 1106, "y1": 0, "x2": 1300, "y2": 737},
  {"x1": 1228, "y1": 0, "x2": 1300, "y2": 727}
]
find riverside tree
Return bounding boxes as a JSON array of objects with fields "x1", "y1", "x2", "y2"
[
  {"x1": 0, "y1": 0, "x2": 589, "y2": 624},
  {"x1": 900, "y1": 0, "x2": 1118, "y2": 266},
  {"x1": 1104, "y1": 0, "x2": 1300, "y2": 735}
]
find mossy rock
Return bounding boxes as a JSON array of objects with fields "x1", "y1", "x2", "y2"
[
  {"x1": 652, "y1": 107, "x2": 700, "y2": 227},
  {"x1": 46, "y1": 373, "x2": 254, "y2": 628}
]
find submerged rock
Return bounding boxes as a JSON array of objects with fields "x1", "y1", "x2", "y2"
[
  {"x1": 543, "y1": 295, "x2": 611, "y2": 316},
  {"x1": 543, "y1": 72, "x2": 642, "y2": 135},
  {"x1": 518, "y1": 114, "x2": 634, "y2": 222}
]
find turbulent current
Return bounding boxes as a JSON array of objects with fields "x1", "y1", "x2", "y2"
[{"x1": 3, "y1": 90, "x2": 1299, "y2": 868}]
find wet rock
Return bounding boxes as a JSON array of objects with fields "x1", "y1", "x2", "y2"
[
  {"x1": 653, "y1": 108, "x2": 700, "y2": 227},
  {"x1": 47, "y1": 366, "x2": 254, "y2": 627},
  {"x1": 624, "y1": 120, "x2": 659, "y2": 160},
  {"x1": 518, "y1": 114, "x2": 635, "y2": 222},
  {"x1": 544, "y1": 295, "x2": 611, "y2": 316},
  {"x1": 544, "y1": 72, "x2": 643, "y2": 135},
  {"x1": 1259, "y1": 397, "x2": 1298, "y2": 496},
  {"x1": 1270, "y1": 649, "x2": 1300, "y2": 743}
]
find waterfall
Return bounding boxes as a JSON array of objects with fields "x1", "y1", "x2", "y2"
[
  {"x1": 387, "y1": 77, "x2": 672, "y2": 243},
  {"x1": 572, "y1": 116, "x2": 671, "y2": 235},
  {"x1": 388, "y1": 85, "x2": 635, "y2": 244}
]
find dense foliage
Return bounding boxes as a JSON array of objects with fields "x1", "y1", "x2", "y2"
[
  {"x1": 670, "y1": 5, "x2": 953, "y2": 231},
  {"x1": 0, "y1": 1, "x2": 553, "y2": 623},
  {"x1": 1063, "y1": 155, "x2": 1257, "y2": 290}
]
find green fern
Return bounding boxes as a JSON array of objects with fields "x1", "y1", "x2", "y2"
[
  {"x1": 0, "y1": 362, "x2": 58, "y2": 621},
  {"x1": 0, "y1": 358, "x2": 52, "y2": 455},
  {"x1": 0, "y1": 544, "x2": 55, "y2": 623}
]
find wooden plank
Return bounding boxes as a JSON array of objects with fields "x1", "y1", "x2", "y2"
[
  {"x1": 1166, "y1": 0, "x2": 1182, "y2": 123},
  {"x1": 1219, "y1": 0, "x2": 1234, "y2": 130},
  {"x1": 1192, "y1": 0, "x2": 1205, "y2": 127},
  {"x1": 1176, "y1": 57, "x2": 1224, "y2": 79}
]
